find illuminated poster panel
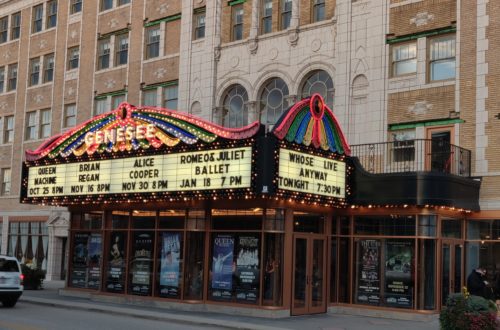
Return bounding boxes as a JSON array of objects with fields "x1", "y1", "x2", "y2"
[
  {"x1": 277, "y1": 148, "x2": 346, "y2": 198},
  {"x1": 26, "y1": 147, "x2": 252, "y2": 198}
]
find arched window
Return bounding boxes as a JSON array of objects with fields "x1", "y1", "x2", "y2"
[
  {"x1": 260, "y1": 77, "x2": 289, "y2": 126},
  {"x1": 222, "y1": 84, "x2": 248, "y2": 128},
  {"x1": 300, "y1": 70, "x2": 334, "y2": 108}
]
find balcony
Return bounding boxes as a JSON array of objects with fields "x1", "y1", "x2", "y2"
[
  {"x1": 349, "y1": 140, "x2": 480, "y2": 211},
  {"x1": 350, "y1": 139, "x2": 471, "y2": 177}
]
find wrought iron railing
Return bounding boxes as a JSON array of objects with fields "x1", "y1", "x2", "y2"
[{"x1": 350, "y1": 139, "x2": 471, "y2": 177}]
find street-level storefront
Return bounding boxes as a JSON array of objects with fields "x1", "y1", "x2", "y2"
[{"x1": 20, "y1": 95, "x2": 482, "y2": 317}]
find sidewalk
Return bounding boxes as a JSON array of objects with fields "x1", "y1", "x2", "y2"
[{"x1": 20, "y1": 280, "x2": 439, "y2": 330}]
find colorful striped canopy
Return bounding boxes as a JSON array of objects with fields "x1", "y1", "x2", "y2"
[
  {"x1": 25, "y1": 103, "x2": 261, "y2": 161},
  {"x1": 272, "y1": 94, "x2": 351, "y2": 155}
]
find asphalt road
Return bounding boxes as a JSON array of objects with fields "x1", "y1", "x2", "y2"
[{"x1": 0, "y1": 301, "x2": 219, "y2": 330}]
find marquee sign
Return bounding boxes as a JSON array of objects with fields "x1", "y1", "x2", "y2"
[
  {"x1": 26, "y1": 147, "x2": 252, "y2": 198},
  {"x1": 278, "y1": 148, "x2": 346, "y2": 198}
]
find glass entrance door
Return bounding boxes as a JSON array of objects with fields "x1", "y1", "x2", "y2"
[
  {"x1": 292, "y1": 234, "x2": 326, "y2": 315},
  {"x1": 441, "y1": 241, "x2": 463, "y2": 306}
]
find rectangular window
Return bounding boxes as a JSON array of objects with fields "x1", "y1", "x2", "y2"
[
  {"x1": 68, "y1": 47, "x2": 79, "y2": 70},
  {"x1": 46, "y1": 0, "x2": 57, "y2": 29},
  {"x1": 261, "y1": 0, "x2": 272, "y2": 34},
  {"x1": 40, "y1": 109, "x2": 51, "y2": 138},
  {"x1": 29, "y1": 57, "x2": 41, "y2": 86},
  {"x1": 391, "y1": 42, "x2": 417, "y2": 77},
  {"x1": 392, "y1": 130, "x2": 415, "y2": 163},
  {"x1": 145, "y1": 26, "x2": 160, "y2": 59},
  {"x1": 115, "y1": 33, "x2": 128, "y2": 66},
  {"x1": 100, "y1": 0, "x2": 113, "y2": 11},
  {"x1": 97, "y1": 38, "x2": 110, "y2": 70},
  {"x1": 429, "y1": 35, "x2": 456, "y2": 81},
  {"x1": 142, "y1": 89, "x2": 157, "y2": 107},
  {"x1": 3, "y1": 115, "x2": 14, "y2": 143},
  {"x1": 1, "y1": 168, "x2": 11, "y2": 195},
  {"x1": 0, "y1": 16, "x2": 8, "y2": 43},
  {"x1": 32, "y1": 4, "x2": 43, "y2": 33},
  {"x1": 118, "y1": 0, "x2": 130, "y2": 5},
  {"x1": 194, "y1": 10, "x2": 206, "y2": 40},
  {"x1": 232, "y1": 5, "x2": 244, "y2": 41},
  {"x1": 163, "y1": 85, "x2": 178, "y2": 109},
  {"x1": 281, "y1": 0, "x2": 292, "y2": 30},
  {"x1": 312, "y1": 0, "x2": 325, "y2": 22},
  {"x1": 95, "y1": 98, "x2": 107, "y2": 115},
  {"x1": 25, "y1": 111, "x2": 38, "y2": 140},
  {"x1": 8, "y1": 64, "x2": 17, "y2": 91},
  {"x1": 43, "y1": 54, "x2": 55, "y2": 82},
  {"x1": 0, "y1": 66, "x2": 4, "y2": 93},
  {"x1": 112, "y1": 94, "x2": 126, "y2": 109},
  {"x1": 64, "y1": 104, "x2": 77, "y2": 128},
  {"x1": 70, "y1": 0, "x2": 82, "y2": 14},
  {"x1": 11, "y1": 12, "x2": 21, "y2": 40}
]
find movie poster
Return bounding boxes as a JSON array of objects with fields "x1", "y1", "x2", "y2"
[
  {"x1": 159, "y1": 232, "x2": 181, "y2": 298},
  {"x1": 87, "y1": 234, "x2": 102, "y2": 290},
  {"x1": 384, "y1": 239, "x2": 413, "y2": 308},
  {"x1": 106, "y1": 231, "x2": 127, "y2": 293},
  {"x1": 235, "y1": 235, "x2": 260, "y2": 303},
  {"x1": 211, "y1": 234, "x2": 234, "y2": 300},
  {"x1": 356, "y1": 239, "x2": 381, "y2": 305},
  {"x1": 130, "y1": 232, "x2": 153, "y2": 296},
  {"x1": 70, "y1": 233, "x2": 89, "y2": 288}
]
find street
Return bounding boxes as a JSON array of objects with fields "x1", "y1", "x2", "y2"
[{"x1": 0, "y1": 302, "x2": 219, "y2": 330}]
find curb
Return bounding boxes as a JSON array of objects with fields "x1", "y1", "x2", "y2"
[{"x1": 20, "y1": 296, "x2": 289, "y2": 330}]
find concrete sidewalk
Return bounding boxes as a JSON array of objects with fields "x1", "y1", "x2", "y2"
[{"x1": 20, "y1": 281, "x2": 439, "y2": 330}]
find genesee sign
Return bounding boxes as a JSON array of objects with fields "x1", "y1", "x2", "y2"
[
  {"x1": 26, "y1": 147, "x2": 252, "y2": 197},
  {"x1": 277, "y1": 148, "x2": 346, "y2": 198}
]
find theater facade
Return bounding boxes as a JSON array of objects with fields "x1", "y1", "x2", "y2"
[{"x1": 21, "y1": 95, "x2": 480, "y2": 317}]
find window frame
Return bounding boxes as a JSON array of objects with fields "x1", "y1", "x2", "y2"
[
  {"x1": 43, "y1": 53, "x2": 55, "y2": 83},
  {"x1": 3, "y1": 115, "x2": 14, "y2": 144},
  {"x1": 64, "y1": 104, "x2": 77, "y2": 128},
  {"x1": 0, "y1": 168, "x2": 11, "y2": 196},
  {"x1": 29, "y1": 57, "x2": 41, "y2": 87},
  {"x1": 115, "y1": 33, "x2": 129, "y2": 66},
  {"x1": 312, "y1": 0, "x2": 326, "y2": 23},
  {"x1": 94, "y1": 98, "x2": 108, "y2": 116},
  {"x1": 97, "y1": 38, "x2": 111, "y2": 70},
  {"x1": 428, "y1": 34, "x2": 456, "y2": 82},
  {"x1": 10, "y1": 12, "x2": 21, "y2": 40},
  {"x1": 280, "y1": 0, "x2": 292, "y2": 30},
  {"x1": 40, "y1": 109, "x2": 52, "y2": 139},
  {"x1": 70, "y1": 0, "x2": 82, "y2": 14},
  {"x1": 163, "y1": 85, "x2": 178, "y2": 110},
  {"x1": 46, "y1": 0, "x2": 57, "y2": 29},
  {"x1": 142, "y1": 89, "x2": 158, "y2": 107},
  {"x1": 145, "y1": 26, "x2": 160, "y2": 59},
  {"x1": 231, "y1": 4, "x2": 244, "y2": 41},
  {"x1": 261, "y1": 0, "x2": 273, "y2": 34},
  {"x1": 390, "y1": 41, "x2": 417, "y2": 78},
  {"x1": 193, "y1": 10, "x2": 206, "y2": 40},
  {"x1": 0, "y1": 16, "x2": 8, "y2": 44},
  {"x1": 7, "y1": 64, "x2": 17, "y2": 91},
  {"x1": 100, "y1": 0, "x2": 113, "y2": 12},
  {"x1": 0, "y1": 66, "x2": 5, "y2": 93},
  {"x1": 32, "y1": 4, "x2": 43, "y2": 33},
  {"x1": 67, "y1": 47, "x2": 79, "y2": 70},
  {"x1": 25, "y1": 111, "x2": 38, "y2": 141},
  {"x1": 112, "y1": 94, "x2": 126, "y2": 109}
]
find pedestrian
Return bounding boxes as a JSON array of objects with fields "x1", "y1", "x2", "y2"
[{"x1": 467, "y1": 266, "x2": 493, "y2": 300}]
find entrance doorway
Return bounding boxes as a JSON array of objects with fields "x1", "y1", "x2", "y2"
[
  {"x1": 426, "y1": 127, "x2": 453, "y2": 173},
  {"x1": 441, "y1": 240, "x2": 463, "y2": 306},
  {"x1": 291, "y1": 234, "x2": 326, "y2": 315}
]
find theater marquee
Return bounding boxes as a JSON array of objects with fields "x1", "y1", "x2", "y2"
[
  {"x1": 26, "y1": 147, "x2": 252, "y2": 198},
  {"x1": 277, "y1": 148, "x2": 346, "y2": 198}
]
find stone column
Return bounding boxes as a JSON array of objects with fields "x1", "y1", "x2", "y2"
[
  {"x1": 246, "y1": 100, "x2": 259, "y2": 122},
  {"x1": 45, "y1": 210, "x2": 69, "y2": 281}
]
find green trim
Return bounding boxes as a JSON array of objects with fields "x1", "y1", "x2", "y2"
[
  {"x1": 144, "y1": 14, "x2": 181, "y2": 27},
  {"x1": 194, "y1": 7, "x2": 206, "y2": 14},
  {"x1": 389, "y1": 118, "x2": 464, "y2": 131},
  {"x1": 95, "y1": 90, "x2": 127, "y2": 100},
  {"x1": 98, "y1": 28, "x2": 130, "y2": 40},
  {"x1": 228, "y1": 0, "x2": 246, "y2": 6},
  {"x1": 386, "y1": 26, "x2": 456, "y2": 45},
  {"x1": 142, "y1": 80, "x2": 179, "y2": 91}
]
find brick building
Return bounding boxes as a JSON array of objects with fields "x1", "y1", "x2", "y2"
[{"x1": 0, "y1": 0, "x2": 498, "y2": 317}]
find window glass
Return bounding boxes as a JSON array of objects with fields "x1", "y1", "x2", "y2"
[
  {"x1": 129, "y1": 231, "x2": 154, "y2": 296},
  {"x1": 263, "y1": 209, "x2": 284, "y2": 232},
  {"x1": 44, "y1": 54, "x2": 54, "y2": 82},
  {"x1": 186, "y1": 209, "x2": 205, "y2": 230},
  {"x1": 281, "y1": 0, "x2": 292, "y2": 29},
  {"x1": 0, "y1": 67, "x2": 4, "y2": 93},
  {"x1": 32, "y1": 5, "x2": 43, "y2": 33},
  {"x1": 8, "y1": 64, "x2": 17, "y2": 91},
  {"x1": 417, "y1": 239, "x2": 435, "y2": 310},
  {"x1": 338, "y1": 237, "x2": 350, "y2": 302},
  {"x1": 98, "y1": 38, "x2": 110, "y2": 70},
  {"x1": 11, "y1": 12, "x2": 21, "y2": 40},
  {"x1": 95, "y1": 98, "x2": 107, "y2": 115},
  {"x1": 159, "y1": 210, "x2": 184, "y2": 230},
  {"x1": 112, "y1": 94, "x2": 126, "y2": 109},
  {"x1": 70, "y1": 233, "x2": 102, "y2": 290},
  {"x1": 467, "y1": 220, "x2": 494, "y2": 240},
  {"x1": 212, "y1": 209, "x2": 263, "y2": 231},
  {"x1": 115, "y1": 33, "x2": 128, "y2": 66},
  {"x1": 142, "y1": 89, "x2": 157, "y2": 107},
  {"x1": 4, "y1": 115, "x2": 14, "y2": 143},
  {"x1": 261, "y1": 0, "x2": 272, "y2": 34},
  {"x1": 106, "y1": 231, "x2": 127, "y2": 293},
  {"x1": 71, "y1": 0, "x2": 82, "y2": 14},
  {"x1": 223, "y1": 84, "x2": 248, "y2": 128},
  {"x1": 46, "y1": 0, "x2": 57, "y2": 29},
  {"x1": 354, "y1": 215, "x2": 416, "y2": 236},
  {"x1": 64, "y1": 104, "x2": 77, "y2": 128},
  {"x1": 146, "y1": 26, "x2": 160, "y2": 59},
  {"x1": 101, "y1": 0, "x2": 113, "y2": 11},
  {"x1": 183, "y1": 232, "x2": 205, "y2": 300},
  {"x1": 391, "y1": 130, "x2": 415, "y2": 163},
  {"x1": 313, "y1": 0, "x2": 326, "y2": 22},
  {"x1": 68, "y1": 47, "x2": 79, "y2": 70},
  {"x1": 131, "y1": 210, "x2": 156, "y2": 229},
  {"x1": 429, "y1": 35, "x2": 455, "y2": 81},
  {"x1": 441, "y1": 219, "x2": 462, "y2": 239},
  {"x1": 392, "y1": 43, "x2": 417, "y2": 76},
  {"x1": 260, "y1": 78, "x2": 289, "y2": 127},
  {"x1": 293, "y1": 212, "x2": 324, "y2": 234},
  {"x1": 0, "y1": 17, "x2": 7, "y2": 43},
  {"x1": 29, "y1": 58, "x2": 40, "y2": 86},
  {"x1": 111, "y1": 211, "x2": 129, "y2": 229},
  {"x1": 418, "y1": 215, "x2": 436, "y2": 237},
  {"x1": 40, "y1": 109, "x2": 51, "y2": 138},
  {"x1": 25, "y1": 111, "x2": 37, "y2": 140},
  {"x1": 232, "y1": 5, "x2": 243, "y2": 41},
  {"x1": 1, "y1": 168, "x2": 11, "y2": 195},
  {"x1": 194, "y1": 11, "x2": 205, "y2": 40},
  {"x1": 163, "y1": 85, "x2": 178, "y2": 109},
  {"x1": 301, "y1": 70, "x2": 334, "y2": 108},
  {"x1": 262, "y1": 233, "x2": 283, "y2": 306},
  {"x1": 157, "y1": 231, "x2": 183, "y2": 298}
]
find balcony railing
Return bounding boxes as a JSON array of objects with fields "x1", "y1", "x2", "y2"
[{"x1": 350, "y1": 139, "x2": 471, "y2": 177}]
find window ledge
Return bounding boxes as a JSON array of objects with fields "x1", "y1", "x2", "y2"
[
  {"x1": 0, "y1": 38, "x2": 19, "y2": 47},
  {"x1": 98, "y1": 3, "x2": 131, "y2": 15},
  {"x1": 30, "y1": 27, "x2": 56, "y2": 37},
  {"x1": 142, "y1": 53, "x2": 179, "y2": 64},
  {"x1": 0, "y1": 143, "x2": 13, "y2": 147},
  {"x1": 27, "y1": 82, "x2": 53, "y2": 90}
]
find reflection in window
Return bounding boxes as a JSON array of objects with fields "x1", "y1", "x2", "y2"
[
  {"x1": 301, "y1": 70, "x2": 334, "y2": 108},
  {"x1": 312, "y1": 0, "x2": 326, "y2": 22},
  {"x1": 391, "y1": 130, "x2": 415, "y2": 163},
  {"x1": 261, "y1": 0, "x2": 272, "y2": 34},
  {"x1": 223, "y1": 84, "x2": 248, "y2": 128},
  {"x1": 392, "y1": 43, "x2": 417, "y2": 76},
  {"x1": 260, "y1": 78, "x2": 289, "y2": 127},
  {"x1": 281, "y1": 0, "x2": 292, "y2": 30},
  {"x1": 429, "y1": 35, "x2": 455, "y2": 81},
  {"x1": 232, "y1": 5, "x2": 244, "y2": 41}
]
